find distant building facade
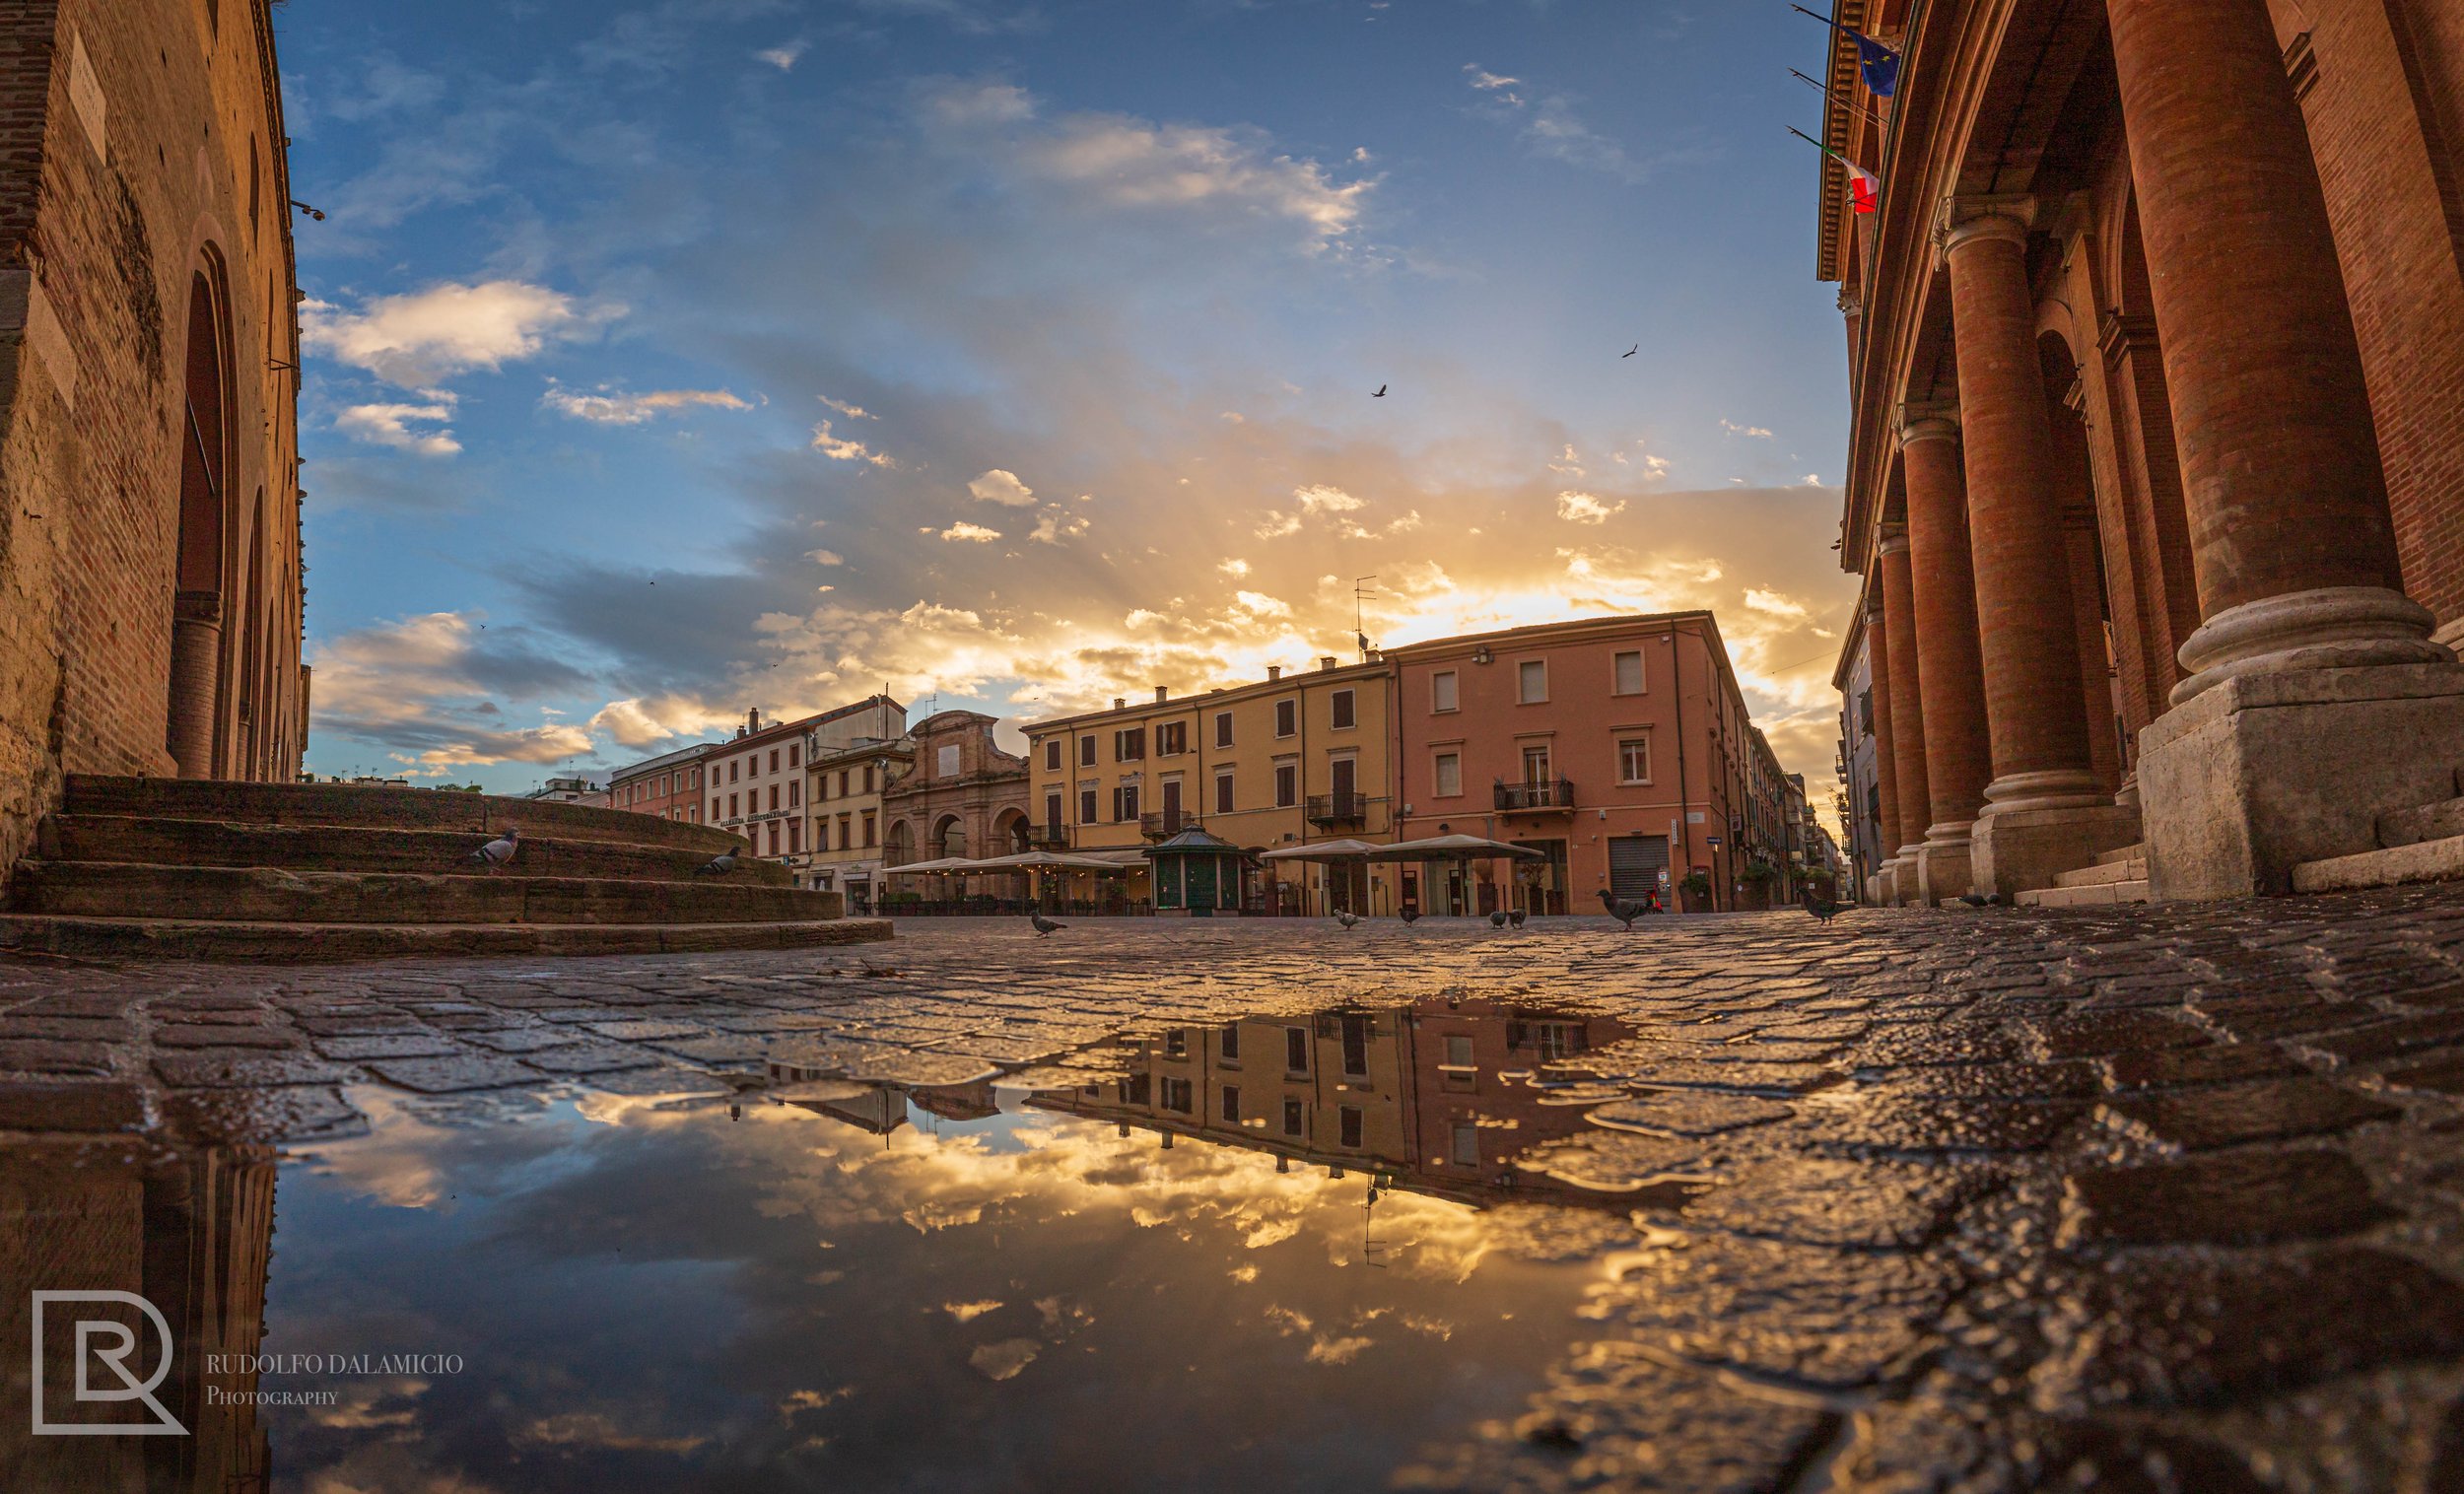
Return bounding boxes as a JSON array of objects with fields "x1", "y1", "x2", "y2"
[
  {"x1": 800, "y1": 735, "x2": 913, "y2": 911},
  {"x1": 523, "y1": 777, "x2": 605, "y2": 805},
  {"x1": 704, "y1": 697, "x2": 905, "y2": 862},
  {"x1": 0, "y1": 0, "x2": 308, "y2": 872},
  {"x1": 881, "y1": 710, "x2": 1029, "y2": 869},
  {"x1": 608, "y1": 741, "x2": 711, "y2": 824}
]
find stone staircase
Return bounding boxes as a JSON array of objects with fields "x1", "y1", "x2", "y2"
[
  {"x1": 0, "y1": 776, "x2": 890, "y2": 962},
  {"x1": 2016, "y1": 843, "x2": 2152, "y2": 908},
  {"x1": 2293, "y1": 770, "x2": 2464, "y2": 894}
]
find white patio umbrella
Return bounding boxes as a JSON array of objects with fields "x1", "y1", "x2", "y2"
[
  {"x1": 1365, "y1": 834, "x2": 1547, "y2": 861},
  {"x1": 1256, "y1": 839, "x2": 1382, "y2": 862}
]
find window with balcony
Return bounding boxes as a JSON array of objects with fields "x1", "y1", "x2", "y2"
[
  {"x1": 1274, "y1": 699, "x2": 1296, "y2": 737},
  {"x1": 1431, "y1": 670, "x2": 1459, "y2": 713},
  {"x1": 1045, "y1": 791, "x2": 1063, "y2": 830},
  {"x1": 1434, "y1": 753, "x2": 1462, "y2": 798},
  {"x1": 1330, "y1": 689, "x2": 1356, "y2": 729},
  {"x1": 1517, "y1": 659, "x2": 1547, "y2": 703},
  {"x1": 1613, "y1": 649, "x2": 1645, "y2": 695},
  {"x1": 1521, "y1": 744, "x2": 1552, "y2": 784}
]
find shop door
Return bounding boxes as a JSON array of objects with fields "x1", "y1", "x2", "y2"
[{"x1": 1608, "y1": 836, "x2": 1671, "y2": 904}]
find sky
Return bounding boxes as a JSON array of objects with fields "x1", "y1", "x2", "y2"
[{"x1": 277, "y1": 0, "x2": 1859, "y2": 820}]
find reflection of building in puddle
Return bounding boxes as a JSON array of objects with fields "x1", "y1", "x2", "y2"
[
  {"x1": 1031, "y1": 1000, "x2": 1633, "y2": 1210},
  {"x1": 0, "y1": 1137, "x2": 275, "y2": 1492}
]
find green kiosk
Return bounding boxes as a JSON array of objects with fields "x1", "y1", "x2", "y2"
[{"x1": 1143, "y1": 828, "x2": 1248, "y2": 917}]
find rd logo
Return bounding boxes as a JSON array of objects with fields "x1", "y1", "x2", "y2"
[{"x1": 30, "y1": 1291, "x2": 187, "y2": 1436}]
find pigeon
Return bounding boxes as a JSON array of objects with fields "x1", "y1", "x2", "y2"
[
  {"x1": 1030, "y1": 913, "x2": 1066, "y2": 936},
  {"x1": 1489, "y1": 910, "x2": 1509, "y2": 928},
  {"x1": 1335, "y1": 911, "x2": 1362, "y2": 930},
  {"x1": 1622, "y1": 344, "x2": 1638, "y2": 358},
  {"x1": 467, "y1": 825, "x2": 518, "y2": 873},
  {"x1": 695, "y1": 849, "x2": 739, "y2": 877},
  {"x1": 1372, "y1": 385, "x2": 1387, "y2": 398},
  {"x1": 1508, "y1": 908, "x2": 1528, "y2": 928},
  {"x1": 1806, "y1": 896, "x2": 1843, "y2": 924},
  {"x1": 1597, "y1": 887, "x2": 1651, "y2": 930},
  {"x1": 1400, "y1": 908, "x2": 1421, "y2": 925},
  {"x1": 1958, "y1": 892, "x2": 1998, "y2": 908}
]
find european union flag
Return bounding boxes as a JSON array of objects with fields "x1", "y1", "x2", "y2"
[{"x1": 1850, "y1": 29, "x2": 1900, "y2": 98}]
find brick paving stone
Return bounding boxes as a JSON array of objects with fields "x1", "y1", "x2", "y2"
[
  {"x1": 1585, "y1": 1093, "x2": 1795, "y2": 1138},
  {"x1": 363, "y1": 1053, "x2": 546, "y2": 1093},
  {"x1": 2104, "y1": 1042, "x2": 2305, "y2": 1091},
  {"x1": 2101, "y1": 1077, "x2": 2402, "y2": 1150},
  {"x1": 0, "y1": 1081, "x2": 146, "y2": 1131},
  {"x1": 582, "y1": 1019, "x2": 709, "y2": 1042},
  {"x1": 460, "y1": 1028, "x2": 582, "y2": 1053},
  {"x1": 519, "y1": 1043, "x2": 661, "y2": 1075},
  {"x1": 155, "y1": 1022, "x2": 297, "y2": 1050},
  {"x1": 310, "y1": 1033, "x2": 466, "y2": 1060},
  {"x1": 0, "y1": 1039, "x2": 114, "y2": 1075},
  {"x1": 164, "y1": 1085, "x2": 367, "y2": 1142},
  {"x1": 2062, "y1": 1149, "x2": 2399, "y2": 1246},
  {"x1": 154, "y1": 1052, "x2": 355, "y2": 1089}
]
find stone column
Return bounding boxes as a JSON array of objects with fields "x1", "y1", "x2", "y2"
[
  {"x1": 169, "y1": 590, "x2": 223, "y2": 781},
  {"x1": 2113, "y1": 0, "x2": 2464, "y2": 898},
  {"x1": 1942, "y1": 202, "x2": 2140, "y2": 899},
  {"x1": 1896, "y1": 411, "x2": 1996, "y2": 905},
  {"x1": 1878, "y1": 528, "x2": 1932, "y2": 904},
  {"x1": 1864, "y1": 590, "x2": 1905, "y2": 905}
]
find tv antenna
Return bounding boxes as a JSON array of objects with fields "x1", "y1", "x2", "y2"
[{"x1": 1353, "y1": 576, "x2": 1379, "y2": 662}]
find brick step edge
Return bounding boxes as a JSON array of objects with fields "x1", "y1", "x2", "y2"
[
  {"x1": 42, "y1": 814, "x2": 794, "y2": 887},
  {"x1": 0, "y1": 915, "x2": 894, "y2": 965},
  {"x1": 2016, "y1": 880, "x2": 2154, "y2": 908},
  {"x1": 9, "y1": 861, "x2": 842, "y2": 925},
  {"x1": 2293, "y1": 833, "x2": 2464, "y2": 896},
  {"x1": 63, "y1": 775, "x2": 746, "y2": 856},
  {"x1": 2051, "y1": 858, "x2": 2151, "y2": 889}
]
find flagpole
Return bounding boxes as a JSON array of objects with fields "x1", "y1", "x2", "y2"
[{"x1": 1789, "y1": 67, "x2": 1888, "y2": 132}]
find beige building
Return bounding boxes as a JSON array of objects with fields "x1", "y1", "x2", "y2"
[
  {"x1": 798, "y1": 735, "x2": 913, "y2": 911},
  {"x1": 1023, "y1": 657, "x2": 1397, "y2": 914},
  {"x1": 704, "y1": 696, "x2": 905, "y2": 865}
]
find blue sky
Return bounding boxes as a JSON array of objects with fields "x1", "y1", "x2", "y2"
[{"x1": 277, "y1": 0, "x2": 1857, "y2": 795}]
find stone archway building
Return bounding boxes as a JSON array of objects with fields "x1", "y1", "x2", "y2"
[
  {"x1": 0, "y1": 1, "x2": 307, "y2": 869},
  {"x1": 880, "y1": 711, "x2": 1030, "y2": 871},
  {"x1": 1825, "y1": 0, "x2": 2464, "y2": 904}
]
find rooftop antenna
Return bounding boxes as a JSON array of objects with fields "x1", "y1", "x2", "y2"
[{"x1": 1353, "y1": 576, "x2": 1379, "y2": 662}]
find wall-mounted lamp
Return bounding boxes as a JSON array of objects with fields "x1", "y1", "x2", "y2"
[{"x1": 1471, "y1": 646, "x2": 1493, "y2": 665}]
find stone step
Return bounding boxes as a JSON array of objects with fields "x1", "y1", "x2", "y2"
[
  {"x1": 2380, "y1": 797, "x2": 2464, "y2": 850},
  {"x1": 2053, "y1": 856, "x2": 2151, "y2": 889},
  {"x1": 9, "y1": 861, "x2": 838, "y2": 926},
  {"x1": 62, "y1": 776, "x2": 742, "y2": 855},
  {"x1": 2293, "y1": 832, "x2": 2464, "y2": 895},
  {"x1": 40, "y1": 814, "x2": 790, "y2": 886},
  {"x1": 2093, "y1": 842, "x2": 2149, "y2": 867},
  {"x1": 2015, "y1": 879, "x2": 2154, "y2": 908},
  {"x1": 0, "y1": 914, "x2": 890, "y2": 964}
]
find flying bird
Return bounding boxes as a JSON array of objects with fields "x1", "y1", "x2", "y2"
[
  {"x1": 1622, "y1": 344, "x2": 1638, "y2": 359},
  {"x1": 1597, "y1": 888, "x2": 1653, "y2": 930},
  {"x1": 1807, "y1": 896, "x2": 1844, "y2": 923},
  {"x1": 695, "y1": 849, "x2": 740, "y2": 877},
  {"x1": 1508, "y1": 908, "x2": 1528, "y2": 928},
  {"x1": 467, "y1": 826, "x2": 519, "y2": 873},
  {"x1": 1489, "y1": 910, "x2": 1509, "y2": 928},
  {"x1": 1335, "y1": 911, "x2": 1362, "y2": 930},
  {"x1": 1030, "y1": 913, "x2": 1066, "y2": 936},
  {"x1": 1372, "y1": 385, "x2": 1387, "y2": 398}
]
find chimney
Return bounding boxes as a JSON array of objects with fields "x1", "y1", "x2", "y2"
[
  {"x1": 1319, "y1": 655, "x2": 1336, "y2": 671},
  {"x1": 1266, "y1": 665, "x2": 1282, "y2": 682},
  {"x1": 748, "y1": 707, "x2": 762, "y2": 732},
  {"x1": 1154, "y1": 686, "x2": 1168, "y2": 703},
  {"x1": 1114, "y1": 697, "x2": 1127, "y2": 711}
]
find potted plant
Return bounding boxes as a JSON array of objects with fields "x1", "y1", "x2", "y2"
[{"x1": 1677, "y1": 869, "x2": 1713, "y2": 915}]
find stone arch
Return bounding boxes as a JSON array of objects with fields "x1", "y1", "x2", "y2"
[
  {"x1": 2040, "y1": 328, "x2": 2124, "y2": 791},
  {"x1": 884, "y1": 818, "x2": 914, "y2": 865},
  {"x1": 169, "y1": 253, "x2": 236, "y2": 779},
  {"x1": 931, "y1": 813, "x2": 966, "y2": 860},
  {"x1": 993, "y1": 806, "x2": 1030, "y2": 852}
]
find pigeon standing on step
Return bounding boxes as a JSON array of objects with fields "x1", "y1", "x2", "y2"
[
  {"x1": 1597, "y1": 887, "x2": 1651, "y2": 929},
  {"x1": 1030, "y1": 913, "x2": 1066, "y2": 936},
  {"x1": 1335, "y1": 911, "x2": 1362, "y2": 930},
  {"x1": 695, "y1": 849, "x2": 739, "y2": 877},
  {"x1": 467, "y1": 826, "x2": 518, "y2": 874}
]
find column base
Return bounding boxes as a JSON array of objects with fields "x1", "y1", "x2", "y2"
[
  {"x1": 1913, "y1": 839, "x2": 1973, "y2": 908},
  {"x1": 1863, "y1": 873, "x2": 1882, "y2": 905},
  {"x1": 1883, "y1": 851, "x2": 1922, "y2": 906},
  {"x1": 1971, "y1": 803, "x2": 2143, "y2": 901},
  {"x1": 2139, "y1": 660, "x2": 2464, "y2": 900}
]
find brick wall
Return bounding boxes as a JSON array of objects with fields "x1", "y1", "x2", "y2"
[{"x1": 0, "y1": 0, "x2": 303, "y2": 870}]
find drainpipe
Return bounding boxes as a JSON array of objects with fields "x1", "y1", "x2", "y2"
[{"x1": 1670, "y1": 620, "x2": 1692, "y2": 906}]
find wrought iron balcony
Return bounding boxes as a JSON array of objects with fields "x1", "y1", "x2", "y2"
[
  {"x1": 1493, "y1": 778, "x2": 1577, "y2": 813},
  {"x1": 1305, "y1": 792, "x2": 1372, "y2": 827},
  {"x1": 1025, "y1": 824, "x2": 1069, "y2": 849},
  {"x1": 1140, "y1": 809, "x2": 1204, "y2": 839}
]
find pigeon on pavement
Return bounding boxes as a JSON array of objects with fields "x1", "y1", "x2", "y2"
[
  {"x1": 1489, "y1": 910, "x2": 1509, "y2": 928},
  {"x1": 1958, "y1": 892, "x2": 1998, "y2": 908},
  {"x1": 1597, "y1": 887, "x2": 1652, "y2": 929},
  {"x1": 1807, "y1": 896, "x2": 1844, "y2": 923},
  {"x1": 1030, "y1": 913, "x2": 1066, "y2": 936},
  {"x1": 1508, "y1": 909, "x2": 1528, "y2": 928},
  {"x1": 694, "y1": 849, "x2": 739, "y2": 877},
  {"x1": 467, "y1": 826, "x2": 519, "y2": 874},
  {"x1": 1335, "y1": 911, "x2": 1362, "y2": 930},
  {"x1": 1399, "y1": 909, "x2": 1421, "y2": 925}
]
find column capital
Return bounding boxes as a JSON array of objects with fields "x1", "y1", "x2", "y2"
[
  {"x1": 1937, "y1": 194, "x2": 2036, "y2": 254},
  {"x1": 1837, "y1": 287, "x2": 1863, "y2": 317},
  {"x1": 1878, "y1": 524, "x2": 1912, "y2": 557},
  {"x1": 1894, "y1": 401, "x2": 1959, "y2": 445}
]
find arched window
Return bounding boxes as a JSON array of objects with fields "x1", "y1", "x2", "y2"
[{"x1": 168, "y1": 263, "x2": 233, "y2": 779}]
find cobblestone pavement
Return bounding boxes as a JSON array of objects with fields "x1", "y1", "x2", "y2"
[{"x1": 16, "y1": 889, "x2": 2464, "y2": 1490}]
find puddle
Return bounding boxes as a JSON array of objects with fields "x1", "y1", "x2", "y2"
[{"x1": 4, "y1": 1001, "x2": 1658, "y2": 1492}]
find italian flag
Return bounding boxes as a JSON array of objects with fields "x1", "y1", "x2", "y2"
[{"x1": 1846, "y1": 159, "x2": 1880, "y2": 215}]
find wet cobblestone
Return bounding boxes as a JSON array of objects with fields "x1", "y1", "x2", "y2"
[{"x1": 14, "y1": 885, "x2": 2464, "y2": 1488}]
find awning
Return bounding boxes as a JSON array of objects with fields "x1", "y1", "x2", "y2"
[
  {"x1": 882, "y1": 856, "x2": 980, "y2": 875},
  {"x1": 1364, "y1": 834, "x2": 1547, "y2": 862},
  {"x1": 970, "y1": 850, "x2": 1138, "y2": 872},
  {"x1": 1257, "y1": 838, "x2": 1382, "y2": 863}
]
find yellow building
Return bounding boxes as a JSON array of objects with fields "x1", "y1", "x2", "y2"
[
  {"x1": 796, "y1": 736, "x2": 913, "y2": 913},
  {"x1": 1023, "y1": 657, "x2": 1397, "y2": 914}
]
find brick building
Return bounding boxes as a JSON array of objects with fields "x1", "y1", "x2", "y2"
[
  {"x1": 1387, "y1": 613, "x2": 1795, "y2": 916},
  {"x1": 702, "y1": 696, "x2": 904, "y2": 864},
  {"x1": 0, "y1": 0, "x2": 308, "y2": 871},
  {"x1": 608, "y1": 740, "x2": 712, "y2": 824},
  {"x1": 1823, "y1": 0, "x2": 2464, "y2": 905},
  {"x1": 880, "y1": 710, "x2": 1029, "y2": 873}
]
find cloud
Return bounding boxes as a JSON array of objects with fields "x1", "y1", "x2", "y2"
[
  {"x1": 308, "y1": 612, "x2": 599, "y2": 773},
  {"x1": 967, "y1": 469, "x2": 1039, "y2": 507},
  {"x1": 1254, "y1": 512, "x2": 1303, "y2": 540},
  {"x1": 1743, "y1": 588, "x2": 1813, "y2": 621},
  {"x1": 1293, "y1": 484, "x2": 1364, "y2": 515},
  {"x1": 303, "y1": 280, "x2": 609, "y2": 387},
  {"x1": 1218, "y1": 559, "x2": 1251, "y2": 577},
  {"x1": 1463, "y1": 68, "x2": 1684, "y2": 186},
  {"x1": 335, "y1": 401, "x2": 461, "y2": 456},
  {"x1": 541, "y1": 384, "x2": 753, "y2": 425},
  {"x1": 812, "y1": 419, "x2": 893, "y2": 466},
  {"x1": 587, "y1": 695, "x2": 735, "y2": 750},
  {"x1": 938, "y1": 521, "x2": 1003, "y2": 542},
  {"x1": 1028, "y1": 508, "x2": 1089, "y2": 545},
  {"x1": 1555, "y1": 491, "x2": 1624, "y2": 524},
  {"x1": 1721, "y1": 420, "x2": 1776, "y2": 440},
  {"x1": 818, "y1": 394, "x2": 876, "y2": 421},
  {"x1": 757, "y1": 39, "x2": 808, "y2": 70},
  {"x1": 1464, "y1": 66, "x2": 1522, "y2": 94},
  {"x1": 807, "y1": 549, "x2": 845, "y2": 567}
]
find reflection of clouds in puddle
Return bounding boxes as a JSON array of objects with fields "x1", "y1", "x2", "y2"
[
  {"x1": 295, "y1": 1090, "x2": 460, "y2": 1210},
  {"x1": 521, "y1": 1410, "x2": 710, "y2": 1455},
  {"x1": 943, "y1": 1299, "x2": 1004, "y2": 1322},
  {"x1": 968, "y1": 1338, "x2": 1042, "y2": 1382},
  {"x1": 306, "y1": 1376, "x2": 429, "y2": 1431}
]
